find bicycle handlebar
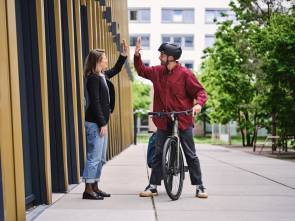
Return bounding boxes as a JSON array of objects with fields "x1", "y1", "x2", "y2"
[{"x1": 148, "y1": 109, "x2": 193, "y2": 117}]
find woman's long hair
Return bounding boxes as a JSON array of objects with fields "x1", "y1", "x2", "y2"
[{"x1": 84, "y1": 49, "x2": 105, "y2": 77}]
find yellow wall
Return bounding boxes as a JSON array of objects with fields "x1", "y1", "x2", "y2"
[
  {"x1": 0, "y1": 0, "x2": 26, "y2": 220},
  {"x1": 0, "y1": 0, "x2": 133, "y2": 220}
]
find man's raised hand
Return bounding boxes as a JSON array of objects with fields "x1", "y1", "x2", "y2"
[{"x1": 135, "y1": 36, "x2": 142, "y2": 56}]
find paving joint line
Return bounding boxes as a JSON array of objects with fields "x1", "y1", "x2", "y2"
[{"x1": 143, "y1": 145, "x2": 159, "y2": 221}]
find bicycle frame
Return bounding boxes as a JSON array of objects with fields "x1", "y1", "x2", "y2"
[
  {"x1": 148, "y1": 109, "x2": 192, "y2": 173},
  {"x1": 148, "y1": 109, "x2": 192, "y2": 200},
  {"x1": 170, "y1": 113, "x2": 181, "y2": 172}
]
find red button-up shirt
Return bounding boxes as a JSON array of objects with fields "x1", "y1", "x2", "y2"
[{"x1": 134, "y1": 54, "x2": 208, "y2": 131}]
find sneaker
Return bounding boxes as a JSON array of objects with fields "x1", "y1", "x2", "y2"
[
  {"x1": 139, "y1": 185, "x2": 158, "y2": 197},
  {"x1": 196, "y1": 185, "x2": 208, "y2": 198}
]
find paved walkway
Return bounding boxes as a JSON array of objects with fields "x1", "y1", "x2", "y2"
[{"x1": 32, "y1": 144, "x2": 295, "y2": 221}]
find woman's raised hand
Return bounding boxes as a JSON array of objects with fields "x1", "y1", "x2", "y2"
[{"x1": 121, "y1": 39, "x2": 129, "y2": 57}]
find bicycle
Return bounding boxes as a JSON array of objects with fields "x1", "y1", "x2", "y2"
[{"x1": 148, "y1": 109, "x2": 192, "y2": 200}]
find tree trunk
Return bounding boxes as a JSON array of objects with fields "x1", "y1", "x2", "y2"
[
  {"x1": 241, "y1": 129, "x2": 246, "y2": 147},
  {"x1": 272, "y1": 111, "x2": 277, "y2": 151},
  {"x1": 252, "y1": 126, "x2": 258, "y2": 151},
  {"x1": 245, "y1": 111, "x2": 251, "y2": 146},
  {"x1": 251, "y1": 112, "x2": 257, "y2": 147},
  {"x1": 238, "y1": 111, "x2": 245, "y2": 147},
  {"x1": 251, "y1": 122, "x2": 258, "y2": 151}
]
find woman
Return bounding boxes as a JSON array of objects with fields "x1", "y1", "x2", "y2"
[{"x1": 82, "y1": 40, "x2": 128, "y2": 200}]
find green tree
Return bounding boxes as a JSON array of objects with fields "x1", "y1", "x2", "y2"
[
  {"x1": 230, "y1": 0, "x2": 291, "y2": 24},
  {"x1": 132, "y1": 78, "x2": 151, "y2": 114},
  {"x1": 254, "y1": 9, "x2": 295, "y2": 143},
  {"x1": 200, "y1": 0, "x2": 295, "y2": 146},
  {"x1": 200, "y1": 20, "x2": 258, "y2": 146}
]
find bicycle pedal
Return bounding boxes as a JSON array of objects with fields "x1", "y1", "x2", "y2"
[{"x1": 184, "y1": 166, "x2": 189, "y2": 172}]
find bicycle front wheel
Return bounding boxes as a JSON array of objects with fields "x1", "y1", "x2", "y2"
[{"x1": 162, "y1": 137, "x2": 184, "y2": 200}]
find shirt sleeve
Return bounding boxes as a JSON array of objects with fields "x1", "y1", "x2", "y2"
[
  {"x1": 104, "y1": 54, "x2": 127, "y2": 79},
  {"x1": 87, "y1": 76, "x2": 107, "y2": 127},
  {"x1": 134, "y1": 54, "x2": 157, "y2": 82},
  {"x1": 186, "y1": 72, "x2": 208, "y2": 107}
]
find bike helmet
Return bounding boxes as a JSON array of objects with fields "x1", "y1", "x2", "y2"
[{"x1": 158, "y1": 43, "x2": 182, "y2": 60}]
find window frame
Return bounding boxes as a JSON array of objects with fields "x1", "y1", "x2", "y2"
[
  {"x1": 161, "y1": 34, "x2": 194, "y2": 50},
  {"x1": 180, "y1": 60, "x2": 194, "y2": 70},
  {"x1": 129, "y1": 34, "x2": 151, "y2": 49},
  {"x1": 161, "y1": 8, "x2": 194, "y2": 24},
  {"x1": 128, "y1": 7, "x2": 151, "y2": 23},
  {"x1": 205, "y1": 8, "x2": 234, "y2": 24}
]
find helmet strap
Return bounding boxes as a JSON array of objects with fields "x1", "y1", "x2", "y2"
[
  {"x1": 165, "y1": 58, "x2": 177, "y2": 71},
  {"x1": 165, "y1": 57, "x2": 176, "y2": 66}
]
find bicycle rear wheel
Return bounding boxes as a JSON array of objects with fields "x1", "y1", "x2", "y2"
[{"x1": 162, "y1": 137, "x2": 184, "y2": 200}]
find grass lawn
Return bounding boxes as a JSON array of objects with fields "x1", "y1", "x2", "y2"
[
  {"x1": 194, "y1": 136, "x2": 267, "y2": 145},
  {"x1": 136, "y1": 133, "x2": 267, "y2": 146},
  {"x1": 136, "y1": 133, "x2": 151, "y2": 144}
]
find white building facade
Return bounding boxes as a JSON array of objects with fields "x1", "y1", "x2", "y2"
[{"x1": 128, "y1": 0, "x2": 234, "y2": 71}]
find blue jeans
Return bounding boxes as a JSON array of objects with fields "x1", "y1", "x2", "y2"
[{"x1": 82, "y1": 121, "x2": 108, "y2": 183}]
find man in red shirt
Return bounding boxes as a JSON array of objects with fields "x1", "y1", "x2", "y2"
[{"x1": 134, "y1": 37, "x2": 208, "y2": 198}]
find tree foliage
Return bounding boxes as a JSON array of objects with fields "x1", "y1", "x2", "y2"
[
  {"x1": 200, "y1": 0, "x2": 295, "y2": 146},
  {"x1": 132, "y1": 78, "x2": 151, "y2": 114},
  {"x1": 254, "y1": 10, "x2": 295, "y2": 138}
]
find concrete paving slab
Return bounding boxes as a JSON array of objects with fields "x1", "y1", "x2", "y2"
[
  {"x1": 34, "y1": 209, "x2": 154, "y2": 221},
  {"x1": 48, "y1": 194, "x2": 154, "y2": 210},
  {"x1": 153, "y1": 144, "x2": 295, "y2": 221},
  {"x1": 33, "y1": 143, "x2": 295, "y2": 221},
  {"x1": 154, "y1": 194, "x2": 295, "y2": 211},
  {"x1": 157, "y1": 211, "x2": 295, "y2": 221}
]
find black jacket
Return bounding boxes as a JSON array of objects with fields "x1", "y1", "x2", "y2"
[{"x1": 85, "y1": 55, "x2": 127, "y2": 127}]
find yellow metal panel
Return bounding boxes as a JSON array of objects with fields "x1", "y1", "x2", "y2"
[
  {"x1": 81, "y1": 0, "x2": 86, "y2": 6},
  {"x1": 0, "y1": 0, "x2": 26, "y2": 220},
  {"x1": 35, "y1": 0, "x2": 52, "y2": 204},
  {"x1": 92, "y1": 0, "x2": 97, "y2": 48},
  {"x1": 97, "y1": 3, "x2": 102, "y2": 48},
  {"x1": 67, "y1": 0, "x2": 81, "y2": 183},
  {"x1": 54, "y1": 0, "x2": 69, "y2": 189},
  {"x1": 87, "y1": 0, "x2": 93, "y2": 50},
  {"x1": 0, "y1": 2, "x2": 17, "y2": 220},
  {"x1": 0, "y1": 1, "x2": 133, "y2": 218},
  {"x1": 75, "y1": 0, "x2": 87, "y2": 165},
  {"x1": 102, "y1": 5, "x2": 106, "y2": 49},
  {"x1": 5, "y1": 0, "x2": 26, "y2": 218}
]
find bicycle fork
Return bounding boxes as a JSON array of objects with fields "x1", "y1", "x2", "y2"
[{"x1": 172, "y1": 117, "x2": 188, "y2": 174}]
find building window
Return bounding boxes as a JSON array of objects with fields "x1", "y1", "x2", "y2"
[
  {"x1": 130, "y1": 35, "x2": 150, "y2": 48},
  {"x1": 205, "y1": 9, "x2": 235, "y2": 24},
  {"x1": 162, "y1": 8, "x2": 194, "y2": 23},
  {"x1": 161, "y1": 35, "x2": 194, "y2": 49},
  {"x1": 180, "y1": 61, "x2": 194, "y2": 70},
  {"x1": 129, "y1": 8, "x2": 150, "y2": 23},
  {"x1": 204, "y1": 35, "x2": 215, "y2": 48}
]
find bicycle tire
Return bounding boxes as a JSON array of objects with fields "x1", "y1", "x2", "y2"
[{"x1": 162, "y1": 137, "x2": 184, "y2": 200}]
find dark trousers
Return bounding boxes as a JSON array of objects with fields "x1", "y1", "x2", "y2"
[{"x1": 150, "y1": 127, "x2": 203, "y2": 186}]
